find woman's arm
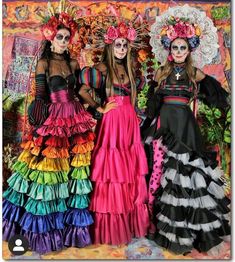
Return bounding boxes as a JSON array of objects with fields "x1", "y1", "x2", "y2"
[{"x1": 79, "y1": 64, "x2": 117, "y2": 114}]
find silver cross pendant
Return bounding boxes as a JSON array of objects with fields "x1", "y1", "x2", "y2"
[{"x1": 175, "y1": 72, "x2": 181, "y2": 80}]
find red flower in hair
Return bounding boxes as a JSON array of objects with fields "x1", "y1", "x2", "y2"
[
  {"x1": 104, "y1": 26, "x2": 119, "y2": 44},
  {"x1": 174, "y1": 22, "x2": 187, "y2": 38},
  {"x1": 117, "y1": 22, "x2": 128, "y2": 38}
]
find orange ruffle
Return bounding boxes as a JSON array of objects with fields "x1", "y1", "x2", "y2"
[
  {"x1": 72, "y1": 141, "x2": 94, "y2": 154},
  {"x1": 21, "y1": 140, "x2": 34, "y2": 150},
  {"x1": 30, "y1": 146, "x2": 41, "y2": 156},
  {"x1": 42, "y1": 146, "x2": 69, "y2": 158}
]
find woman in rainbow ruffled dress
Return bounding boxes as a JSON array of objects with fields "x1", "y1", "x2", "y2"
[
  {"x1": 3, "y1": 2, "x2": 96, "y2": 254},
  {"x1": 79, "y1": 20, "x2": 150, "y2": 245},
  {"x1": 142, "y1": 5, "x2": 231, "y2": 255}
]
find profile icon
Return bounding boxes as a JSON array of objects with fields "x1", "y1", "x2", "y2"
[
  {"x1": 13, "y1": 239, "x2": 25, "y2": 251},
  {"x1": 8, "y1": 235, "x2": 29, "y2": 255}
]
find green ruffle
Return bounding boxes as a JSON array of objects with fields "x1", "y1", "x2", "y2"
[
  {"x1": 7, "y1": 172, "x2": 29, "y2": 193},
  {"x1": 67, "y1": 194, "x2": 90, "y2": 209},
  {"x1": 25, "y1": 198, "x2": 67, "y2": 215},
  {"x1": 3, "y1": 188, "x2": 25, "y2": 206},
  {"x1": 28, "y1": 182, "x2": 69, "y2": 201},
  {"x1": 13, "y1": 161, "x2": 31, "y2": 180},
  {"x1": 70, "y1": 166, "x2": 90, "y2": 180},
  {"x1": 29, "y1": 170, "x2": 69, "y2": 185},
  {"x1": 69, "y1": 179, "x2": 92, "y2": 195}
]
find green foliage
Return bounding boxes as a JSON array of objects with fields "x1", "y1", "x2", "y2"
[
  {"x1": 198, "y1": 103, "x2": 231, "y2": 173},
  {"x1": 211, "y1": 6, "x2": 230, "y2": 20}
]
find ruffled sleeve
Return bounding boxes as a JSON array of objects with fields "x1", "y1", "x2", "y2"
[
  {"x1": 79, "y1": 67, "x2": 104, "y2": 90},
  {"x1": 198, "y1": 75, "x2": 229, "y2": 109},
  {"x1": 28, "y1": 74, "x2": 49, "y2": 126}
]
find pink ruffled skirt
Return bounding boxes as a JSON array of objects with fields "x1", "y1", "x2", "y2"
[{"x1": 89, "y1": 96, "x2": 149, "y2": 245}]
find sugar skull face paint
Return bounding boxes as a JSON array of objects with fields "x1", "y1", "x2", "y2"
[
  {"x1": 171, "y1": 38, "x2": 189, "y2": 63},
  {"x1": 51, "y1": 28, "x2": 71, "y2": 54},
  {"x1": 113, "y1": 38, "x2": 128, "y2": 59}
]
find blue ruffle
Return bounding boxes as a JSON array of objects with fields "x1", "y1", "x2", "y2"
[
  {"x1": 63, "y1": 208, "x2": 94, "y2": 227},
  {"x1": 3, "y1": 199, "x2": 24, "y2": 223},
  {"x1": 19, "y1": 212, "x2": 64, "y2": 233}
]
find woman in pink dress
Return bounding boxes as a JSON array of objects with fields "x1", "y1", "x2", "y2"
[{"x1": 79, "y1": 22, "x2": 149, "y2": 245}]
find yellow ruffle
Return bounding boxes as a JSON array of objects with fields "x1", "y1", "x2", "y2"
[
  {"x1": 42, "y1": 146, "x2": 69, "y2": 159},
  {"x1": 18, "y1": 150, "x2": 34, "y2": 164},
  {"x1": 71, "y1": 152, "x2": 91, "y2": 167},
  {"x1": 72, "y1": 141, "x2": 94, "y2": 154},
  {"x1": 29, "y1": 157, "x2": 70, "y2": 172}
]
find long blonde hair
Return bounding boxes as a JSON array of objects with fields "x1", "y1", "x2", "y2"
[
  {"x1": 157, "y1": 54, "x2": 196, "y2": 90},
  {"x1": 102, "y1": 42, "x2": 136, "y2": 105}
]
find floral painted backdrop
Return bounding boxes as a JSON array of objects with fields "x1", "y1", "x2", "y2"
[{"x1": 2, "y1": 0, "x2": 231, "y2": 194}]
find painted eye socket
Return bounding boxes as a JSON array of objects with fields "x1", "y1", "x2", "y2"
[
  {"x1": 123, "y1": 44, "x2": 127, "y2": 49},
  {"x1": 64, "y1": 36, "x2": 70, "y2": 42},
  {"x1": 115, "y1": 43, "x2": 122, "y2": 48},
  {"x1": 56, "y1": 34, "x2": 64, "y2": 40},
  {"x1": 180, "y1": 46, "x2": 187, "y2": 51},
  {"x1": 172, "y1": 45, "x2": 179, "y2": 50},
  {"x1": 56, "y1": 34, "x2": 71, "y2": 42}
]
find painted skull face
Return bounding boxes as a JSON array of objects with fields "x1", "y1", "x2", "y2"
[
  {"x1": 113, "y1": 38, "x2": 128, "y2": 60},
  {"x1": 51, "y1": 28, "x2": 71, "y2": 54},
  {"x1": 171, "y1": 38, "x2": 189, "y2": 63}
]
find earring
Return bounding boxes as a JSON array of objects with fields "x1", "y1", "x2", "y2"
[
  {"x1": 50, "y1": 45, "x2": 55, "y2": 52},
  {"x1": 66, "y1": 47, "x2": 69, "y2": 54}
]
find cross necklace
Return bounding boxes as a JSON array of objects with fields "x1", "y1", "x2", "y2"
[{"x1": 174, "y1": 66, "x2": 185, "y2": 81}]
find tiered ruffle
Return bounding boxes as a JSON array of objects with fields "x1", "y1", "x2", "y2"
[
  {"x1": 3, "y1": 99, "x2": 95, "y2": 254},
  {"x1": 152, "y1": 149, "x2": 231, "y2": 254},
  {"x1": 89, "y1": 97, "x2": 149, "y2": 245}
]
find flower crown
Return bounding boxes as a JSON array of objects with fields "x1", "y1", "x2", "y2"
[
  {"x1": 37, "y1": 0, "x2": 78, "y2": 43},
  {"x1": 104, "y1": 22, "x2": 137, "y2": 44},
  {"x1": 160, "y1": 16, "x2": 201, "y2": 50}
]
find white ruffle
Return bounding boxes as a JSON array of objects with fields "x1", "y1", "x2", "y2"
[
  {"x1": 157, "y1": 214, "x2": 222, "y2": 232},
  {"x1": 208, "y1": 181, "x2": 226, "y2": 199},
  {"x1": 161, "y1": 192, "x2": 217, "y2": 209},
  {"x1": 161, "y1": 168, "x2": 207, "y2": 189},
  {"x1": 158, "y1": 230, "x2": 194, "y2": 246},
  {"x1": 166, "y1": 150, "x2": 224, "y2": 181}
]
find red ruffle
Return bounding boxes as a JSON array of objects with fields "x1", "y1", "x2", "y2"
[
  {"x1": 73, "y1": 131, "x2": 95, "y2": 145},
  {"x1": 45, "y1": 136, "x2": 70, "y2": 148}
]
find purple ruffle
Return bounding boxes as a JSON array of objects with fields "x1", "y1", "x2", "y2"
[
  {"x1": 3, "y1": 218, "x2": 20, "y2": 241},
  {"x1": 20, "y1": 212, "x2": 64, "y2": 234},
  {"x1": 23, "y1": 229, "x2": 64, "y2": 254},
  {"x1": 63, "y1": 225, "x2": 91, "y2": 248},
  {"x1": 64, "y1": 208, "x2": 94, "y2": 227},
  {"x1": 3, "y1": 199, "x2": 24, "y2": 223}
]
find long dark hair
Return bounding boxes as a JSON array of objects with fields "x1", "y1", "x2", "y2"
[{"x1": 40, "y1": 24, "x2": 71, "y2": 66}]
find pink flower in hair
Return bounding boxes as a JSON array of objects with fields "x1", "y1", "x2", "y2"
[
  {"x1": 127, "y1": 27, "x2": 137, "y2": 41},
  {"x1": 174, "y1": 22, "x2": 187, "y2": 38},
  {"x1": 186, "y1": 24, "x2": 196, "y2": 38},
  {"x1": 166, "y1": 25, "x2": 178, "y2": 40},
  {"x1": 104, "y1": 26, "x2": 119, "y2": 43}
]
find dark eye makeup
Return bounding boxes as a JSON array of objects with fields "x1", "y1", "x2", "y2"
[
  {"x1": 56, "y1": 34, "x2": 71, "y2": 42},
  {"x1": 172, "y1": 45, "x2": 187, "y2": 51}
]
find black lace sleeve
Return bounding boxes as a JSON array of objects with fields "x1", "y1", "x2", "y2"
[
  {"x1": 145, "y1": 81, "x2": 163, "y2": 119},
  {"x1": 198, "y1": 75, "x2": 229, "y2": 109}
]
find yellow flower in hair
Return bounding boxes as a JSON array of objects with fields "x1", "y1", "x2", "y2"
[
  {"x1": 195, "y1": 26, "x2": 201, "y2": 36},
  {"x1": 160, "y1": 28, "x2": 167, "y2": 36}
]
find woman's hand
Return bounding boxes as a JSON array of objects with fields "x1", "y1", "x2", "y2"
[{"x1": 97, "y1": 100, "x2": 118, "y2": 114}]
